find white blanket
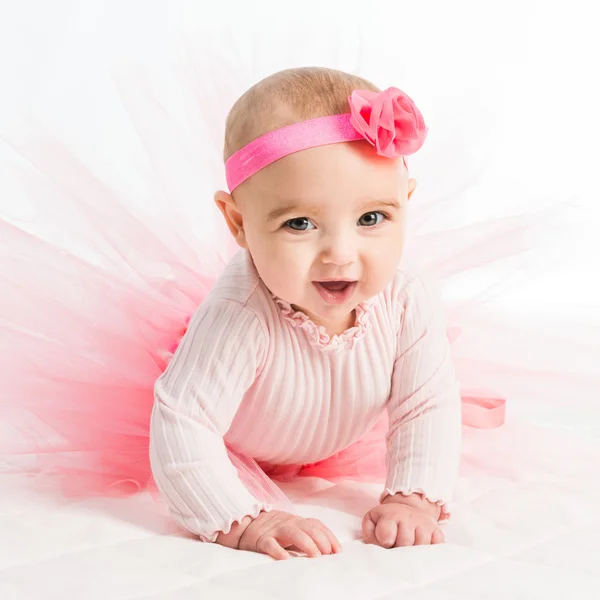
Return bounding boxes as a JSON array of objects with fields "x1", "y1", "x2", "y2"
[{"x1": 2, "y1": 400, "x2": 599, "y2": 600}]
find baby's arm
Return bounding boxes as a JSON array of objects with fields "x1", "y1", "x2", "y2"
[
  {"x1": 149, "y1": 299, "x2": 270, "y2": 543},
  {"x1": 149, "y1": 298, "x2": 341, "y2": 558},
  {"x1": 364, "y1": 274, "x2": 462, "y2": 548}
]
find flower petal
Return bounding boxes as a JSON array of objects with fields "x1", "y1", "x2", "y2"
[{"x1": 348, "y1": 87, "x2": 428, "y2": 158}]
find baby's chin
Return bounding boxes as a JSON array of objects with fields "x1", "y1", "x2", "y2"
[
  {"x1": 268, "y1": 279, "x2": 377, "y2": 323},
  {"x1": 305, "y1": 291, "x2": 366, "y2": 321},
  {"x1": 285, "y1": 295, "x2": 354, "y2": 318}
]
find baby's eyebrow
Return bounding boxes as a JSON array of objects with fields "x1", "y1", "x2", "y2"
[
  {"x1": 265, "y1": 204, "x2": 322, "y2": 222},
  {"x1": 265, "y1": 198, "x2": 401, "y2": 222},
  {"x1": 363, "y1": 198, "x2": 401, "y2": 211}
]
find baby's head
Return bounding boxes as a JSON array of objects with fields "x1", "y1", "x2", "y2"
[{"x1": 215, "y1": 67, "x2": 418, "y2": 335}]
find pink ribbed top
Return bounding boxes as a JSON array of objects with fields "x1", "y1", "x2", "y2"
[{"x1": 149, "y1": 250, "x2": 462, "y2": 542}]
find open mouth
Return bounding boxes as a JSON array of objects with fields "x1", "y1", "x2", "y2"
[{"x1": 312, "y1": 280, "x2": 357, "y2": 304}]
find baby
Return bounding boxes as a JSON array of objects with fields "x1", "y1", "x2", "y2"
[{"x1": 149, "y1": 66, "x2": 462, "y2": 560}]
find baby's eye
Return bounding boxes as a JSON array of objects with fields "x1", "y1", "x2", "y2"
[
  {"x1": 285, "y1": 217, "x2": 315, "y2": 231},
  {"x1": 358, "y1": 211, "x2": 386, "y2": 227}
]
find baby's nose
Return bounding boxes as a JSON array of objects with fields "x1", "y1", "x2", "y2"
[{"x1": 319, "y1": 234, "x2": 357, "y2": 266}]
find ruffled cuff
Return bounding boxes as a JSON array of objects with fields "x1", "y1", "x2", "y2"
[
  {"x1": 380, "y1": 487, "x2": 451, "y2": 522},
  {"x1": 181, "y1": 501, "x2": 273, "y2": 543}
]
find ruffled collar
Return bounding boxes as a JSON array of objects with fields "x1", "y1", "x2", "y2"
[{"x1": 272, "y1": 294, "x2": 376, "y2": 352}]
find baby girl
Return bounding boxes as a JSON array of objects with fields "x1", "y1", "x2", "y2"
[{"x1": 149, "y1": 66, "x2": 462, "y2": 560}]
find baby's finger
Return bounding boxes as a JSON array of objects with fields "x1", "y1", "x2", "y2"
[
  {"x1": 414, "y1": 526, "x2": 432, "y2": 546},
  {"x1": 258, "y1": 536, "x2": 290, "y2": 561},
  {"x1": 320, "y1": 526, "x2": 343, "y2": 554},
  {"x1": 287, "y1": 528, "x2": 322, "y2": 558},
  {"x1": 305, "y1": 525, "x2": 332, "y2": 555},
  {"x1": 362, "y1": 514, "x2": 377, "y2": 545},
  {"x1": 375, "y1": 518, "x2": 398, "y2": 549},
  {"x1": 395, "y1": 521, "x2": 416, "y2": 547},
  {"x1": 432, "y1": 528, "x2": 445, "y2": 544},
  {"x1": 306, "y1": 519, "x2": 341, "y2": 554},
  {"x1": 310, "y1": 520, "x2": 343, "y2": 553}
]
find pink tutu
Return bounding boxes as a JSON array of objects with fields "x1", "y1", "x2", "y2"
[{"x1": 2, "y1": 86, "x2": 597, "y2": 515}]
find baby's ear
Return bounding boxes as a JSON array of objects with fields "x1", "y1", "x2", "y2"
[
  {"x1": 407, "y1": 178, "x2": 417, "y2": 201},
  {"x1": 214, "y1": 190, "x2": 248, "y2": 248}
]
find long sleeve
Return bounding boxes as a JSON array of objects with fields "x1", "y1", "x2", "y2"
[
  {"x1": 384, "y1": 274, "x2": 462, "y2": 517},
  {"x1": 149, "y1": 298, "x2": 269, "y2": 542}
]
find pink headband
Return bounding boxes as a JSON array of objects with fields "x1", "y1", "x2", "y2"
[{"x1": 225, "y1": 86, "x2": 428, "y2": 192}]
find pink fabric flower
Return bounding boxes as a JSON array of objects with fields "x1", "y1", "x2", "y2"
[{"x1": 348, "y1": 87, "x2": 428, "y2": 158}]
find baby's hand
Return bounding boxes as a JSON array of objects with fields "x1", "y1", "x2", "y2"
[
  {"x1": 362, "y1": 502, "x2": 444, "y2": 548},
  {"x1": 217, "y1": 510, "x2": 342, "y2": 560}
]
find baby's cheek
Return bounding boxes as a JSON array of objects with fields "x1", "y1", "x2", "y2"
[
  {"x1": 363, "y1": 255, "x2": 400, "y2": 296},
  {"x1": 253, "y1": 244, "x2": 304, "y2": 297}
]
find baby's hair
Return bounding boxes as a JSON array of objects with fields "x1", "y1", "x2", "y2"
[{"x1": 223, "y1": 66, "x2": 380, "y2": 162}]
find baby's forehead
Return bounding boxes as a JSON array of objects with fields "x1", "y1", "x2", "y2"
[
  {"x1": 240, "y1": 159, "x2": 405, "y2": 220},
  {"x1": 232, "y1": 104, "x2": 406, "y2": 210}
]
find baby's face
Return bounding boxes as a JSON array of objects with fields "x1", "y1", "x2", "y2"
[{"x1": 223, "y1": 141, "x2": 415, "y2": 333}]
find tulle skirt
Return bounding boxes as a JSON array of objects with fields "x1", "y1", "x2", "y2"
[{"x1": 2, "y1": 86, "x2": 598, "y2": 515}]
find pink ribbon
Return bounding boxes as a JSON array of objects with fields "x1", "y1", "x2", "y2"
[
  {"x1": 224, "y1": 86, "x2": 426, "y2": 192},
  {"x1": 449, "y1": 326, "x2": 506, "y2": 428},
  {"x1": 461, "y1": 391, "x2": 506, "y2": 429},
  {"x1": 226, "y1": 114, "x2": 364, "y2": 191}
]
